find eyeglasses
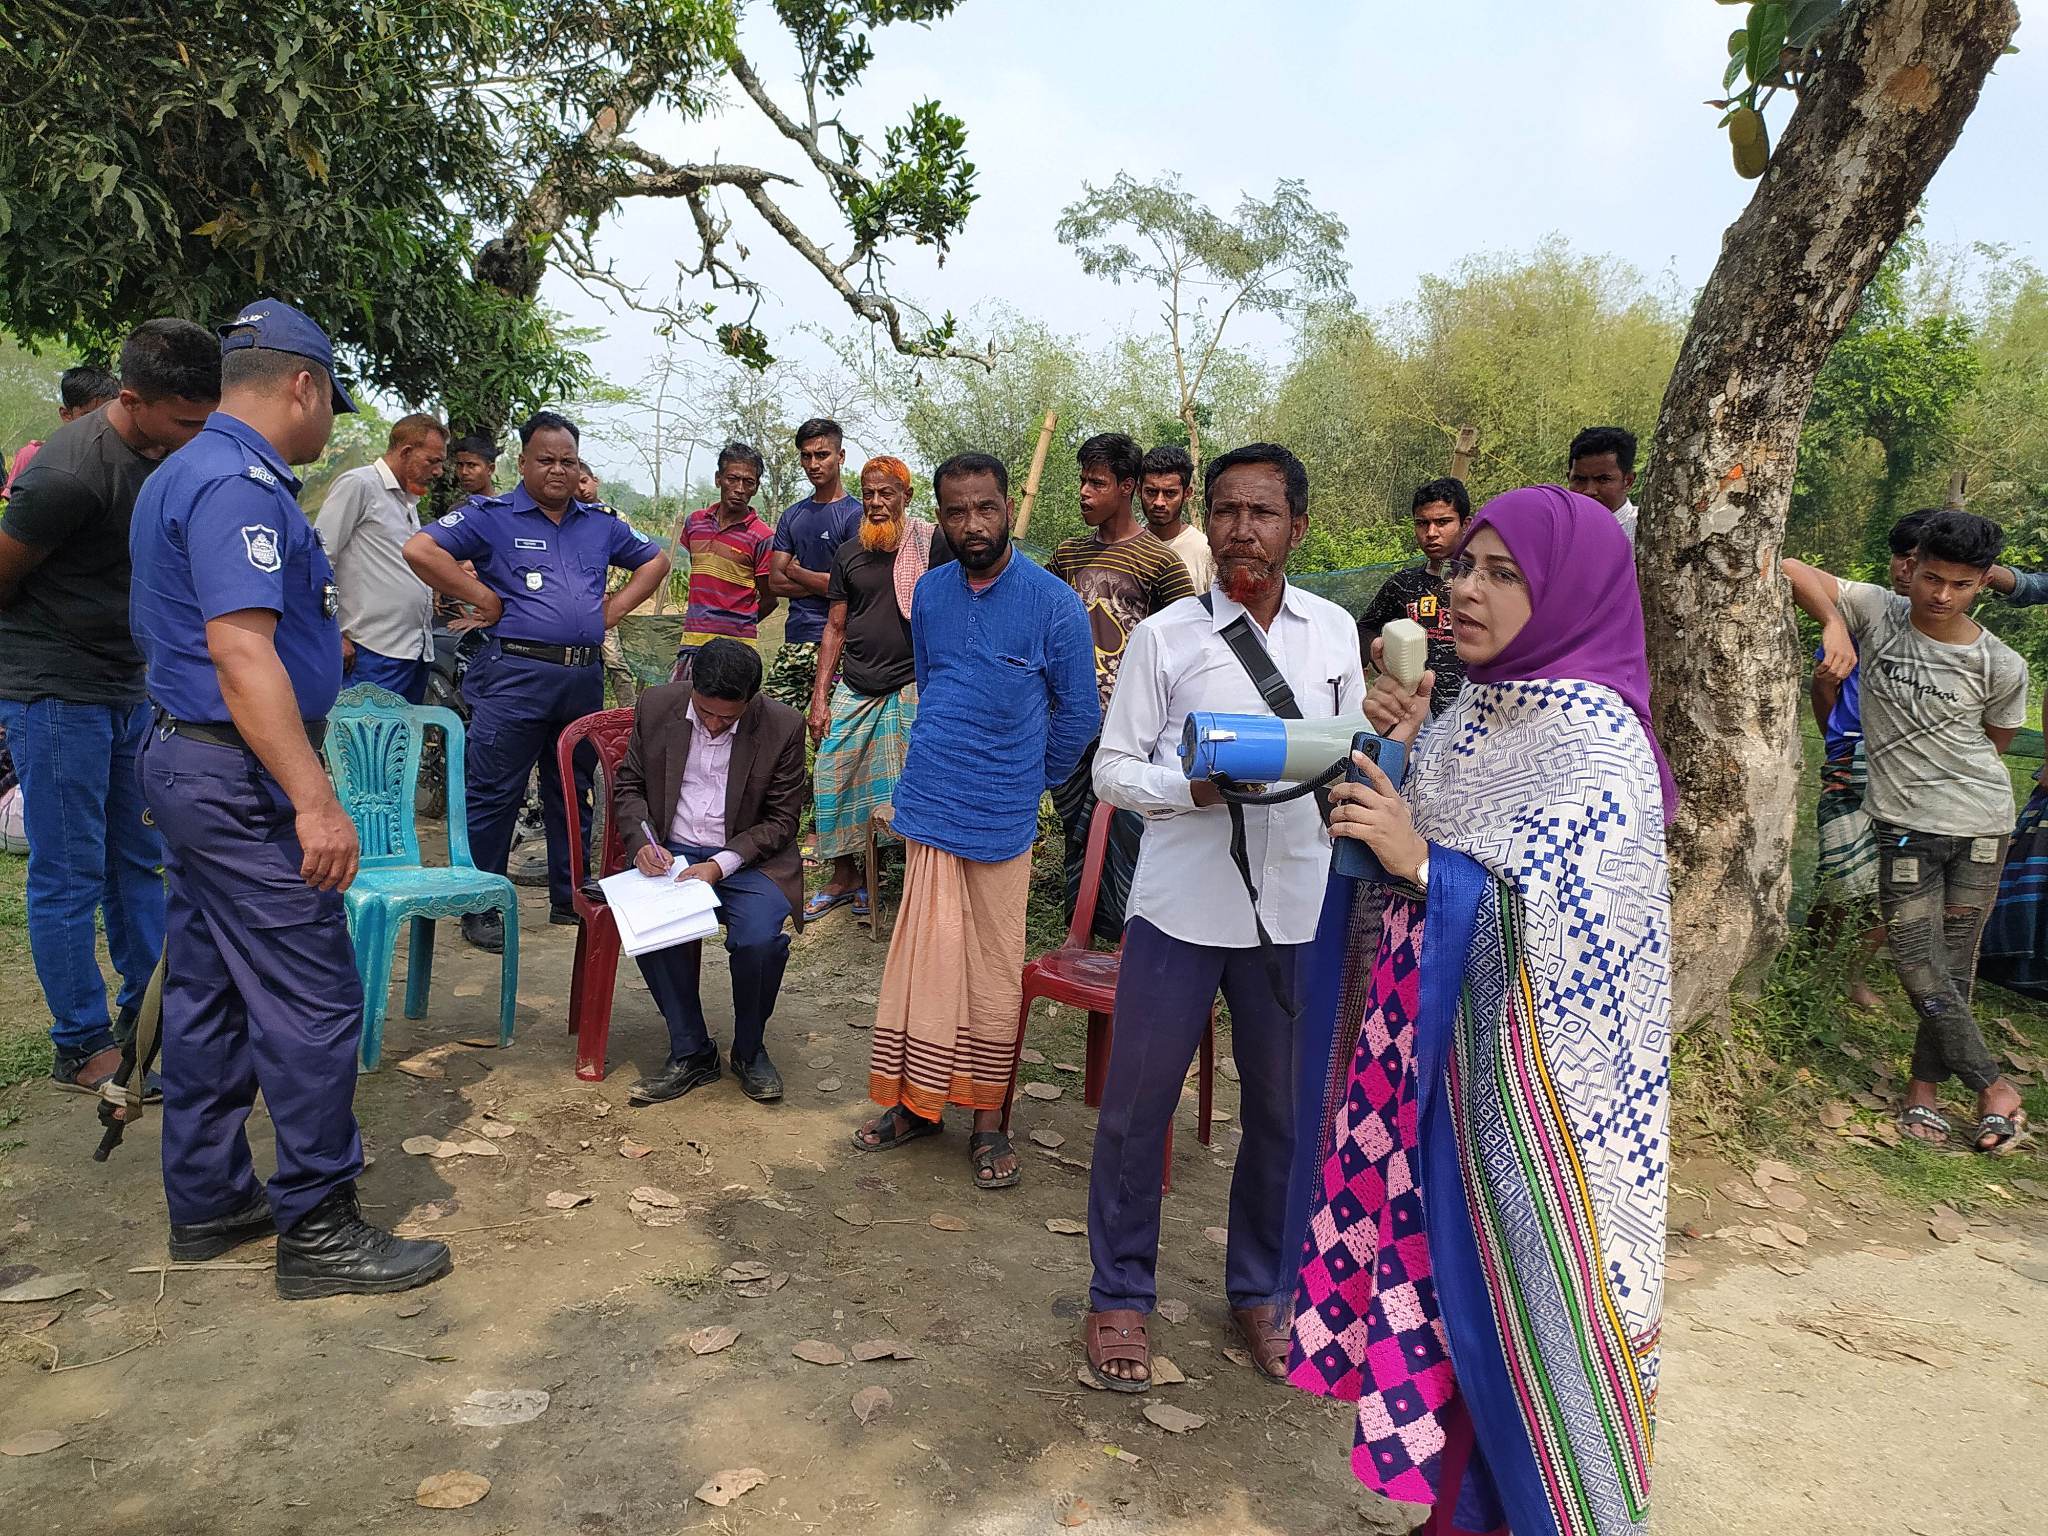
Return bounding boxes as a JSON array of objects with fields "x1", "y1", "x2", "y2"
[{"x1": 1444, "y1": 557, "x2": 1525, "y2": 590}]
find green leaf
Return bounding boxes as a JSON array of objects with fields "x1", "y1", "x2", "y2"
[
  {"x1": 1745, "y1": 3, "x2": 1788, "y2": 85},
  {"x1": 1727, "y1": 28, "x2": 1747, "y2": 57},
  {"x1": 1724, "y1": 52, "x2": 1748, "y2": 91}
]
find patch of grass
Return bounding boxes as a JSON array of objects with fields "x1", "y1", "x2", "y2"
[
  {"x1": 0, "y1": 1029, "x2": 50, "y2": 1093},
  {"x1": 647, "y1": 1260, "x2": 721, "y2": 1299}
]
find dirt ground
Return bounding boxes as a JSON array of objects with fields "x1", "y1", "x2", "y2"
[{"x1": 2, "y1": 887, "x2": 2046, "y2": 1535}]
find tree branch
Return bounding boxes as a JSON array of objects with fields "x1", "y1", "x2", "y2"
[{"x1": 727, "y1": 48, "x2": 862, "y2": 196}]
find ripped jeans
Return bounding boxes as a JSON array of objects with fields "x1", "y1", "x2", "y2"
[{"x1": 1872, "y1": 822, "x2": 2007, "y2": 1091}]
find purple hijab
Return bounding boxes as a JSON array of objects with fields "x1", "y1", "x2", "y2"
[{"x1": 1458, "y1": 485, "x2": 1678, "y2": 823}]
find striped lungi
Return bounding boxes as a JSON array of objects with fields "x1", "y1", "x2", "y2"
[
  {"x1": 1815, "y1": 741, "x2": 1878, "y2": 901},
  {"x1": 814, "y1": 682, "x2": 916, "y2": 861},
  {"x1": 865, "y1": 837, "x2": 1032, "y2": 1120}
]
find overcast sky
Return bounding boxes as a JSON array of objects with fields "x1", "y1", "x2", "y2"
[{"x1": 547, "y1": 1, "x2": 2044, "y2": 488}]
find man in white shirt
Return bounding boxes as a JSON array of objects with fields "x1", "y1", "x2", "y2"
[
  {"x1": 1080, "y1": 443, "x2": 1366, "y2": 1393},
  {"x1": 316, "y1": 413, "x2": 446, "y2": 702},
  {"x1": 1139, "y1": 443, "x2": 1216, "y2": 592},
  {"x1": 1567, "y1": 424, "x2": 1639, "y2": 544}
]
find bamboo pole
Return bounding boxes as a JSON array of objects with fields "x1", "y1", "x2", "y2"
[
  {"x1": 1450, "y1": 425, "x2": 1479, "y2": 482},
  {"x1": 1012, "y1": 410, "x2": 1058, "y2": 540}
]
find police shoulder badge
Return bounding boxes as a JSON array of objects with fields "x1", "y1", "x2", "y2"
[
  {"x1": 241, "y1": 524, "x2": 283, "y2": 573},
  {"x1": 245, "y1": 464, "x2": 278, "y2": 487},
  {"x1": 439, "y1": 510, "x2": 465, "y2": 527}
]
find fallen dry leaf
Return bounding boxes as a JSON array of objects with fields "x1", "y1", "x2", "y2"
[
  {"x1": 732, "y1": 1272, "x2": 789, "y2": 1298},
  {"x1": 1149, "y1": 1354, "x2": 1187, "y2": 1385},
  {"x1": 928, "y1": 1213, "x2": 970, "y2": 1233},
  {"x1": 1202, "y1": 1226, "x2": 1228, "y2": 1246},
  {"x1": 1045, "y1": 1217, "x2": 1086, "y2": 1236},
  {"x1": 476, "y1": 1119, "x2": 516, "y2": 1140},
  {"x1": 1019, "y1": 1047, "x2": 1047, "y2": 1065},
  {"x1": 852, "y1": 1338, "x2": 914, "y2": 1362},
  {"x1": 1029, "y1": 1128, "x2": 1066, "y2": 1150},
  {"x1": 1076, "y1": 1364, "x2": 1106, "y2": 1392},
  {"x1": 1774, "y1": 1221, "x2": 1810, "y2": 1247},
  {"x1": 816, "y1": 1076, "x2": 843, "y2": 1093},
  {"x1": 545, "y1": 1191, "x2": 593, "y2": 1211},
  {"x1": 694, "y1": 1468, "x2": 765, "y2": 1508},
  {"x1": 0, "y1": 1429, "x2": 68, "y2": 1457},
  {"x1": 401, "y1": 1136, "x2": 461, "y2": 1159},
  {"x1": 1056, "y1": 1493, "x2": 1094, "y2": 1527},
  {"x1": 0, "y1": 1273, "x2": 85, "y2": 1305},
  {"x1": 15, "y1": 1310, "x2": 61, "y2": 1333},
  {"x1": 455, "y1": 1139, "x2": 501, "y2": 1158},
  {"x1": 451, "y1": 1388, "x2": 550, "y2": 1427},
  {"x1": 451, "y1": 983, "x2": 483, "y2": 999},
  {"x1": 721, "y1": 1262, "x2": 772, "y2": 1283},
  {"x1": 1023, "y1": 1082, "x2": 1063, "y2": 1101},
  {"x1": 1752, "y1": 1159, "x2": 1800, "y2": 1187},
  {"x1": 835, "y1": 1203, "x2": 875, "y2": 1228},
  {"x1": 415, "y1": 1471, "x2": 491, "y2": 1509},
  {"x1": 850, "y1": 1385, "x2": 893, "y2": 1425},
  {"x1": 1814, "y1": 1169, "x2": 1852, "y2": 1191},
  {"x1": 2013, "y1": 1176, "x2": 2048, "y2": 1200},
  {"x1": 687, "y1": 1325, "x2": 741, "y2": 1356},
  {"x1": 806, "y1": 1054, "x2": 835, "y2": 1069},
  {"x1": 1142, "y1": 1402, "x2": 1206, "y2": 1434},
  {"x1": 1765, "y1": 1186, "x2": 1809, "y2": 1213},
  {"x1": 1819, "y1": 1102, "x2": 1855, "y2": 1130},
  {"x1": 1746, "y1": 1226, "x2": 1788, "y2": 1252},
  {"x1": 394, "y1": 1049, "x2": 449, "y2": 1081},
  {"x1": 455, "y1": 1034, "x2": 500, "y2": 1048},
  {"x1": 1928, "y1": 1207, "x2": 1968, "y2": 1244},
  {"x1": 1221, "y1": 1346, "x2": 1252, "y2": 1369},
  {"x1": 792, "y1": 1339, "x2": 847, "y2": 1366},
  {"x1": 1055, "y1": 1061, "x2": 1081, "y2": 1073},
  {"x1": 1867, "y1": 1243, "x2": 1913, "y2": 1261},
  {"x1": 1851, "y1": 1091, "x2": 1889, "y2": 1111},
  {"x1": 1717, "y1": 1178, "x2": 1769, "y2": 1211},
  {"x1": 629, "y1": 1186, "x2": 680, "y2": 1209},
  {"x1": 619, "y1": 1138, "x2": 652, "y2": 1159}
]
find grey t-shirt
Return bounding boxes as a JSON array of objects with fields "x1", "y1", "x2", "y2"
[
  {"x1": 0, "y1": 410, "x2": 156, "y2": 704},
  {"x1": 1837, "y1": 579, "x2": 2029, "y2": 837}
]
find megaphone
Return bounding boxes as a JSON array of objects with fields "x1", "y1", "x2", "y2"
[{"x1": 1181, "y1": 618, "x2": 1429, "y2": 885}]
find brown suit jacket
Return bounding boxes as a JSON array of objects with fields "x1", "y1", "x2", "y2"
[{"x1": 612, "y1": 681, "x2": 809, "y2": 926}]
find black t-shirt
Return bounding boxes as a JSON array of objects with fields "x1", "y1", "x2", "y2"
[
  {"x1": 827, "y1": 530, "x2": 955, "y2": 696},
  {"x1": 1357, "y1": 563, "x2": 1465, "y2": 714},
  {"x1": 0, "y1": 410, "x2": 157, "y2": 703}
]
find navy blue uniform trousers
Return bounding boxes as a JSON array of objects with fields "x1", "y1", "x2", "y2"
[
  {"x1": 462, "y1": 645, "x2": 598, "y2": 910},
  {"x1": 633, "y1": 840, "x2": 792, "y2": 1063},
  {"x1": 1087, "y1": 916, "x2": 1309, "y2": 1315},
  {"x1": 139, "y1": 730, "x2": 365, "y2": 1233}
]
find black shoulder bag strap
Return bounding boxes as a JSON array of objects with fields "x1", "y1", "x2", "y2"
[{"x1": 1197, "y1": 593, "x2": 1332, "y2": 1017}]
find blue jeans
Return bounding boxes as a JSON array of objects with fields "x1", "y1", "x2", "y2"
[
  {"x1": 347, "y1": 646, "x2": 428, "y2": 705},
  {"x1": 0, "y1": 698, "x2": 166, "y2": 1056},
  {"x1": 632, "y1": 840, "x2": 792, "y2": 1063}
]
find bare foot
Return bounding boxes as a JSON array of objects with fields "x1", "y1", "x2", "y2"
[{"x1": 1846, "y1": 982, "x2": 1884, "y2": 1012}]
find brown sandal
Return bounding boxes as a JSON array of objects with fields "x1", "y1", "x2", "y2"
[
  {"x1": 1231, "y1": 1304, "x2": 1291, "y2": 1383},
  {"x1": 1082, "y1": 1308, "x2": 1151, "y2": 1393}
]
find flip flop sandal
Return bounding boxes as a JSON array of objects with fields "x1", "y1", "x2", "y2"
[
  {"x1": 803, "y1": 888, "x2": 857, "y2": 920},
  {"x1": 851, "y1": 887, "x2": 870, "y2": 919},
  {"x1": 1899, "y1": 1104, "x2": 1952, "y2": 1144},
  {"x1": 850, "y1": 1104, "x2": 941, "y2": 1153},
  {"x1": 1973, "y1": 1110, "x2": 2031, "y2": 1155},
  {"x1": 1230, "y1": 1305, "x2": 1293, "y2": 1385},
  {"x1": 1082, "y1": 1309, "x2": 1153, "y2": 1393},
  {"x1": 968, "y1": 1129, "x2": 1022, "y2": 1191}
]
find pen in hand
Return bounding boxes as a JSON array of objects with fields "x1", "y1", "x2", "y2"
[{"x1": 638, "y1": 822, "x2": 675, "y2": 875}]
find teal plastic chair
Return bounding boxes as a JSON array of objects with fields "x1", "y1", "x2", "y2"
[{"x1": 324, "y1": 682, "x2": 518, "y2": 1070}]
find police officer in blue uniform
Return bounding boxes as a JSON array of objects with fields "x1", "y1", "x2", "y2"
[
  {"x1": 403, "y1": 410, "x2": 671, "y2": 951},
  {"x1": 130, "y1": 300, "x2": 451, "y2": 1299}
]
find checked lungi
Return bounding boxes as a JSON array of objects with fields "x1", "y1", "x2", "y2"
[
  {"x1": 814, "y1": 681, "x2": 917, "y2": 861},
  {"x1": 1815, "y1": 741, "x2": 1878, "y2": 903}
]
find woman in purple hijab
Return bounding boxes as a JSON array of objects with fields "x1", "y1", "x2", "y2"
[{"x1": 1283, "y1": 487, "x2": 1673, "y2": 1536}]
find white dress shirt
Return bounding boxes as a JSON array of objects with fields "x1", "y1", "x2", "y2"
[
  {"x1": 668, "y1": 702, "x2": 745, "y2": 878},
  {"x1": 1613, "y1": 499, "x2": 1639, "y2": 545},
  {"x1": 315, "y1": 458, "x2": 435, "y2": 660},
  {"x1": 1094, "y1": 582, "x2": 1367, "y2": 948}
]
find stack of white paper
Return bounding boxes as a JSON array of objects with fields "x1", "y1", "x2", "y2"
[{"x1": 597, "y1": 866, "x2": 723, "y2": 956}]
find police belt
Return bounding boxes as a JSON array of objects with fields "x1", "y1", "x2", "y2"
[
  {"x1": 157, "y1": 711, "x2": 328, "y2": 753},
  {"x1": 498, "y1": 638, "x2": 600, "y2": 667}
]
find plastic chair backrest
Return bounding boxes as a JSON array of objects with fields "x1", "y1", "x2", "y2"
[
  {"x1": 1065, "y1": 800, "x2": 1116, "y2": 952},
  {"x1": 557, "y1": 708, "x2": 637, "y2": 884},
  {"x1": 325, "y1": 682, "x2": 474, "y2": 870}
]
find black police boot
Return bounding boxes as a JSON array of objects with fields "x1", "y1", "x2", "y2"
[
  {"x1": 275, "y1": 1185, "x2": 453, "y2": 1300},
  {"x1": 461, "y1": 910, "x2": 503, "y2": 954},
  {"x1": 730, "y1": 1046, "x2": 784, "y2": 1103},
  {"x1": 169, "y1": 1193, "x2": 276, "y2": 1262}
]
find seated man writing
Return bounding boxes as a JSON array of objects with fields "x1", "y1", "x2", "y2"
[{"x1": 612, "y1": 638, "x2": 807, "y2": 1107}]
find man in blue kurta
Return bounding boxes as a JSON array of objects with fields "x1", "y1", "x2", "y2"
[
  {"x1": 851, "y1": 451, "x2": 1097, "y2": 1192},
  {"x1": 130, "y1": 298, "x2": 451, "y2": 1298},
  {"x1": 403, "y1": 411, "x2": 671, "y2": 951}
]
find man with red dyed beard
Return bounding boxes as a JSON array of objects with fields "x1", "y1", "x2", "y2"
[
  {"x1": 803, "y1": 457, "x2": 953, "y2": 916},
  {"x1": 1079, "y1": 443, "x2": 1365, "y2": 1392}
]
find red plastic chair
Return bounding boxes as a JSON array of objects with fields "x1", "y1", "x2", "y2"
[
  {"x1": 557, "y1": 707, "x2": 699, "y2": 1081},
  {"x1": 1003, "y1": 801, "x2": 1214, "y2": 1191}
]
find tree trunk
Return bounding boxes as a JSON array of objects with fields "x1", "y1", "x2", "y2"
[{"x1": 1637, "y1": 0, "x2": 2018, "y2": 1028}]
